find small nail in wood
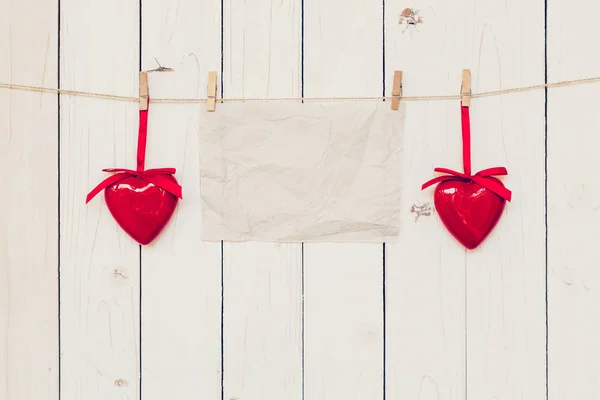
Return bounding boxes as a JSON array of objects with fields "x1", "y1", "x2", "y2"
[
  {"x1": 207, "y1": 72, "x2": 217, "y2": 112},
  {"x1": 391, "y1": 71, "x2": 403, "y2": 111},
  {"x1": 139, "y1": 71, "x2": 149, "y2": 111},
  {"x1": 461, "y1": 69, "x2": 471, "y2": 107}
]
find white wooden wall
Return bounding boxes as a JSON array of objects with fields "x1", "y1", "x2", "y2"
[{"x1": 0, "y1": 0, "x2": 596, "y2": 398}]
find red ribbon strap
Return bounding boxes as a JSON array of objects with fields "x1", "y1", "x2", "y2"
[
  {"x1": 421, "y1": 104, "x2": 512, "y2": 202},
  {"x1": 85, "y1": 97, "x2": 183, "y2": 204}
]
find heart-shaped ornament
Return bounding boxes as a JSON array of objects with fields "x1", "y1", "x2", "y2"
[
  {"x1": 422, "y1": 105, "x2": 512, "y2": 250},
  {"x1": 104, "y1": 175, "x2": 178, "y2": 245},
  {"x1": 433, "y1": 177, "x2": 506, "y2": 250},
  {"x1": 85, "y1": 90, "x2": 182, "y2": 245}
]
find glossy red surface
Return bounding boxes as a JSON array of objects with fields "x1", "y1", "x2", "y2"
[
  {"x1": 434, "y1": 178, "x2": 506, "y2": 250},
  {"x1": 104, "y1": 175, "x2": 178, "y2": 245}
]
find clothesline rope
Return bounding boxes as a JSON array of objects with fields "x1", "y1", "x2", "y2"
[{"x1": 1, "y1": 76, "x2": 599, "y2": 103}]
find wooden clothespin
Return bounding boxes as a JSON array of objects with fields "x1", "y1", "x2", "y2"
[
  {"x1": 207, "y1": 71, "x2": 217, "y2": 112},
  {"x1": 391, "y1": 70, "x2": 403, "y2": 111},
  {"x1": 139, "y1": 71, "x2": 149, "y2": 111},
  {"x1": 461, "y1": 69, "x2": 471, "y2": 107}
]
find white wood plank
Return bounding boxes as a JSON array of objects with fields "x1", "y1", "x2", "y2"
[
  {"x1": 384, "y1": 2, "x2": 466, "y2": 398},
  {"x1": 222, "y1": 1, "x2": 303, "y2": 399},
  {"x1": 464, "y1": 0, "x2": 546, "y2": 397},
  {"x1": 140, "y1": 1, "x2": 222, "y2": 399},
  {"x1": 467, "y1": 95, "x2": 546, "y2": 397},
  {"x1": 466, "y1": 93, "x2": 546, "y2": 399},
  {"x1": 382, "y1": 101, "x2": 467, "y2": 399},
  {"x1": 303, "y1": 244, "x2": 383, "y2": 399},
  {"x1": 303, "y1": 1, "x2": 383, "y2": 398},
  {"x1": 304, "y1": 0, "x2": 381, "y2": 99},
  {"x1": 223, "y1": 0, "x2": 301, "y2": 99},
  {"x1": 385, "y1": 1, "x2": 468, "y2": 94},
  {"x1": 0, "y1": 1, "x2": 58, "y2": 399},
  {"x1": 223, "y1": 243, "x2": 303, "y2": 399},
  {"x1": 386, "y1": 1, "x2": 546, "y2": 398},
  {"x1": 547, "y1": 83, "x2": 600, "y2": 400},
  {"x1": 548, "y1": 0, "x2": 600, "y2": 397},
  {"x1": 60, "y1": 3, "x2": 140, "y2": 399}
]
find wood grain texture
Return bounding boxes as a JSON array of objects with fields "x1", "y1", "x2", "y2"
[
  {"x1": 223, "y1": 0, "x2": 301, "y2": 99},
  {"x1": 223, "y1": 243, "x2": 302, "y2": 399},
  {"x1": 382, "y1": 100, "x2": 466, "y2": 399},
  {"x1": 547, "y1": 83, "x2": 600, "y2": 400},
  {"x1": 0, "y1": 1, "x2": 58, "y2": 399},
  {"x1": 59, "y1": 1, "x2": 140, "y2": 399},
  {"x1": 303, "y1": 4, "x2": 383, "y2": 398},
  {"x1": 304, "y1": 0, "x2": 382, "y2": 98},
  {"x1": 140, "y1": 0, "x2": 222, "y2": 398},
  {"x1": 547, "y1": 0, "x2": 600, "y2": 397},
  {"x1": 384, "y1": 2, "x2": 466, "y2": 398},
  {"x1": 467, "y1": 93, "x2": 545, "y2": 400},
  {"x1": 222, "y1": 1, "x2": 303, "y2": 398},
  {"x1": 464, "y1": 0, "x2": 546, "y2": 397},
  {"x1": 303, "y1": 244, "x2": 383, "y2": 400},
  {"x1": 0, "y1": 0, "x2": 587, "y2": 398},
  {"x1": 385, "y1": 1, "x2": 546, "y2": 398}
]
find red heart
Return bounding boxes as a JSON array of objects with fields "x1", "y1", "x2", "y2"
[
  {"x1": 433, "y1": 177, "x2": 506, "y2": 250},
  {"x1": 104, "y1": 176, "x2": 178, "y2": 245}
]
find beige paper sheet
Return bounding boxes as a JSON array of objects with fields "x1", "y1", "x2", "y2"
[{"x1": 199, "y1": 102, "x2": 405, "y2": 243}]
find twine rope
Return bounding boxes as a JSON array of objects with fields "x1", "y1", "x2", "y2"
[{"x1": 1, "y1": 76, "x2": 599, "y2": 103}]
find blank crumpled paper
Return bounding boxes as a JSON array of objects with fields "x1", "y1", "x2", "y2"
[{"x1": 198, "y1": 102, "x2": 405, "y2": 243}]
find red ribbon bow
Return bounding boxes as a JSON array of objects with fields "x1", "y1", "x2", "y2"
[
  {"x1": 421, "y1": 104, "x2": 512, "y2": 202},
  {"x1": 85, "y1": 167, "x2": 182, "y2": 204},
  {"x1": 85, "y1": 97, "x2": 183, "y2": 204}
]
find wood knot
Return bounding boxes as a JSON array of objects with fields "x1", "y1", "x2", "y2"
[{"x1": 114, "y1": 379, "x2": 128, "y2": 387}]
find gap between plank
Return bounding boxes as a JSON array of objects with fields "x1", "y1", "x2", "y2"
[
  {"x1": 138, "y1": 0, "x2": 144, "y2": 397},
  {"x1": 301, "y1": 242, "x2": 305, "y2": 400},
  {"x1": 220, "y1": 240, "x2": 225, "y2": 400},
  {"x1": 543, "y1": 0, "x2": 549, "y2": 397},
  {"x1": 382, "y1": 242, "x2": 386, "y2": 400},
  {"x1": 57, "y1": 0, "x2": 62, "y2": 397}
]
